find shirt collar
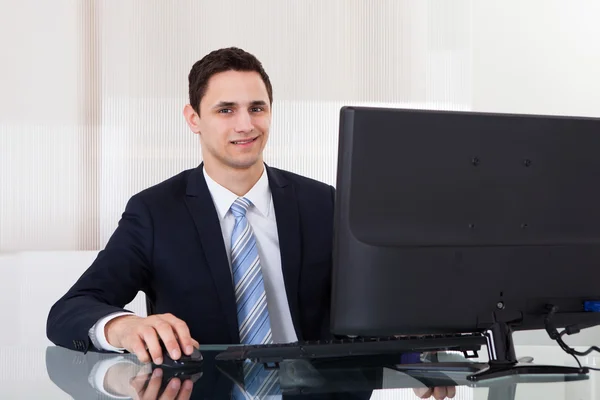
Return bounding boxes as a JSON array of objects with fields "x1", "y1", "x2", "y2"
[{"x1": 203, "y1": 166, "x2": 271, "y2": 219}]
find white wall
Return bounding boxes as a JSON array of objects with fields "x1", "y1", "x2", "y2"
[{"x1": 472, "y1": 0, "x2": 600, "y2": 117}]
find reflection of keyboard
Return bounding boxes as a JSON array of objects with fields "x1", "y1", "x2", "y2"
[{"x1": 215, "y1": 333, "x2": 486, "y2": 364}]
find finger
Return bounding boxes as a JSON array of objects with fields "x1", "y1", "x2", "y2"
[
  {"x1": 176, "y1": 379, "x2": 194, "y2": 400},
  {"x1": 447, "y1": 386, "x2": 456, "y2": 398},
  {"x1": 433, "y1": 386, "x2": 448, "y2": 400},
  {"x1": 413, "y1": 387, "x2": 433, "y2": 398},
  {"x1": 129, "y1": 335, "x2": 153, "y2": 364},
  {"x1": 192, "y1": 339, "x2": 200, "y2": 349},
  {"x1": 153, "y1": 318, "x2": 181, "y2": 360},
  {"x1": 130, "y1": 373, "x2": 151, "y2": 394},
  {"x1": 159, "y1": 378, "x2": 181, "y2": 400},
  {"x1": 140, "y1": 368, "x2": 163, "y2": 400},
  {"x1": 162, "y1": 314, "x2": 194, "y2": 356},
  {"x1": 141, "y1": 326, "x2": 164, "y2": 365}
]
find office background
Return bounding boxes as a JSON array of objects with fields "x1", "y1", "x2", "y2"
[
  {"x1": 2, "y1": 0, "x2": 600, "y2": 252},
  {"x1": 1, "y1": 1, "x2": 599, "y2": 398}
]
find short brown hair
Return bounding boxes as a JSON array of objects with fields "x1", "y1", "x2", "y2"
[{"x1": 188, "y1": 47, "x2": 273, "y2": 115}]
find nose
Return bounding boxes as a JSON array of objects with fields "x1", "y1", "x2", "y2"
[{"x1": 234, "y1": 110, "x2": 254, "y2": 133}]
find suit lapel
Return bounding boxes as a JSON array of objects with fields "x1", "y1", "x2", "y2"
[
  {"x1": 267, "y1": 166, "x2": 303, "y2": 340},
  {"x1": 184, "y1": 164, "x2": 240, "y2": 344}
]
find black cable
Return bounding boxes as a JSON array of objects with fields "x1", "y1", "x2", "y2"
[
  {"x1": 564, "y1": 344, "x2": 600, "y2": 357},
  {"x1": 545, "y1": 305, "x2": 600, "y2": 370}
]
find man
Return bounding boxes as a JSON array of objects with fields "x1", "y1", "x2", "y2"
[{"x1": 47, "y1": 47, "x2": 335, "y2": 364}]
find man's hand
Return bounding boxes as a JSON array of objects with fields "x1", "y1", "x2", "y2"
[
  {"x1": 413, "y1": 386, "x2": 456, "y2": 399},
  {"x1": 105, "y1": 313, "x2": 200, "y2": 364}
]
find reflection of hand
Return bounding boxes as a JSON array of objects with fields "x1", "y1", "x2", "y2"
[
  {"x1": 413, "y1": 386, "x2": 456, "y2": 399},
  {"x1": 102, "y1": 361, "x2": 147, "y2": 396},
  {"x1": 129, "y1": 368, "x2": 194, "y2": 400}
]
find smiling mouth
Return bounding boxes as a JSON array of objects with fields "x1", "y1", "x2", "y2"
[{"x1": 231, "y1": 137, "x2": 258, "y2": 145}]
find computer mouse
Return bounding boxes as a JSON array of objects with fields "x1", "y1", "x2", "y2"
[{"x1": 154, "y1": 339, "x2": 203, "y2": 369}]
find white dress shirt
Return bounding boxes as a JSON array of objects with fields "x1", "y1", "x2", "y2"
[{"x1": 90, "y1": 167, "x2": 298, "y2": 351}]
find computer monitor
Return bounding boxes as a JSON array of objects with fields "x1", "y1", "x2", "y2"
[{"x1": 331, "y1": 106, "x2": 600, "y2": 380}]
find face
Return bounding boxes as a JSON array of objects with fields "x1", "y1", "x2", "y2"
[{"x1": 184, "y1": 70, "x2": 271, "y2": 172}]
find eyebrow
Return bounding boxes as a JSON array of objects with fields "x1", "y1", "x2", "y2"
[{"x1": 212, "y1": 100, "x2": 268, "y2": 109}]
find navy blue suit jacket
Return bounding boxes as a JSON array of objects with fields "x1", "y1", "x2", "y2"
[{"x1": 47, "y1": 164, "x2": 336, "y2": 352}]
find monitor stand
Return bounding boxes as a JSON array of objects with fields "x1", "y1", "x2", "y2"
[{"x1": 467, "y1": 321, "x2": 588, "y2": 381}]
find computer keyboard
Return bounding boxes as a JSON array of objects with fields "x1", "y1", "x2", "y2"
[{"x1": 215, "y1": 333, "x2": 486, "y2": 364}]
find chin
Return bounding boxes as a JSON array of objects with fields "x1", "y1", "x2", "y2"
[{"x1": 227, "y1": 158, "x2": 262, "y2": 170}]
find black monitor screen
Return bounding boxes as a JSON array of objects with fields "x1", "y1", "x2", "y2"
[{"x1": 331, "y1": 106, "x2": 600, "y2": 337}]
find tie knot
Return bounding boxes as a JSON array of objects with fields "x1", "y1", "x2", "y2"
[{"x1": 230, "y1": 197, "x2": 252, "y2": 218}]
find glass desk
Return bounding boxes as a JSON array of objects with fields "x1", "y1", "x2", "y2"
[
  {"x1": 1, "y1": 342, "x2": 599, "y2": 399},
  {"x1": 3, "y1": 253, "x2": 600, "y2": 398}
]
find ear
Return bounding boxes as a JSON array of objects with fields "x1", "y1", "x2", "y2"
[{"x1": 183, "y1": 104, "x2": 201, "y2": 134}]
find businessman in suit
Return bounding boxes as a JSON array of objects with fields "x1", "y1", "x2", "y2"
[{"x1": 47, "y1": 47, "x2": 335, "y2": 363}]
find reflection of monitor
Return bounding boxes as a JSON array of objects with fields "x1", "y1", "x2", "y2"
[{"x1": 331, "y1": 106, "x2": 600, "y2": 380}]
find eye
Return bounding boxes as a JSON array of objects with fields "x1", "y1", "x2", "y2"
[
  {"x1": 250, "y1": 107, "x2": 264, "y2": 113},
  {"x1": 218, "y1": 108, "x2": 233, "y2": 114}
]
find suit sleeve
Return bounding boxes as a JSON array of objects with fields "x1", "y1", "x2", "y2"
[{"x1": 46, "y1": 194, "x2": 154, "y2": 352}]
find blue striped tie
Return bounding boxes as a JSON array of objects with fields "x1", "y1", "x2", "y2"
[{"x1": 230, "y1": 197, "x2": 280, "y2": 399}]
